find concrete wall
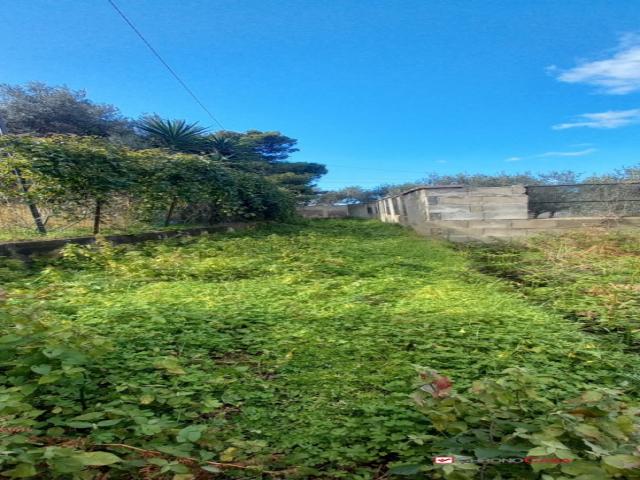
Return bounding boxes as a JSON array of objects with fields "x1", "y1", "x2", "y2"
[
  {"x1": 351, "y1": 185, "x2": 528, "y2": 225},
  {"x1": 345, "y1": 185, "x2": 639, "y2": 242},
  {"x1": 298, "y1": 205, "x2": 350, "y2": 218}
]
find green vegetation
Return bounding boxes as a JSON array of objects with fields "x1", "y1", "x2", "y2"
[
  {"x1": 1, "y1": 220, "x2": 639, "y2": 478},
  {"x1": 0, "y1": 83, "x2": 326, "y2": 240},
  {"x1": 466, "y1": 228, "x2": 640, "y2": 347},
  {"x1": 0, "y1": 135, "x2": 294, "y2": 237}
]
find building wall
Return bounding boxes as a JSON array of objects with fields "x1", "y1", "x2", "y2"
[
  {"x1": 298, "y1": 205, "x2": 350, "y2": 218},
  {"x1": 345, "y1": 185, "x2": 639, "y2": 242},
  {"x1": 348, "y1": 185, "x2": 528, "y2": 224}
]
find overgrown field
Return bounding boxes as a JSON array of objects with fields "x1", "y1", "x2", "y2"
[
  {"x1": 2, "y1": 220, "x2": 640, "y2": 479},
  {"x1": 466, "y1": 228, "x2": 640, "y2": 347}
]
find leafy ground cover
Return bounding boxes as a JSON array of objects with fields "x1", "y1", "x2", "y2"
[{"x1": 1, "y1": 220, "x2": 639, "y2": 479}]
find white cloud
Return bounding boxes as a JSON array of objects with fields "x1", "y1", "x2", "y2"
[
  {"x1": 505, "y1": 148, "x2": 596, "y2": 162},
  {"x1": 537, "y1": 148, "x2": 597, "y2": 157},
  {"x1": 436, "y1": 159, "x2": 448, "y2": 164},
  {"x1": 552, "y1": 109, "x2": 640, "y2": 130},
  {"x1": 553, "y1": 33, "x2": 640, "y2": 94}
]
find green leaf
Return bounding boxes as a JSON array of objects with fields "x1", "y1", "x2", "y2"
[
  {"x1": 574, "y1": 424, "x2": 602, "y2": 440},
  {"x1": 154, "y1": 357, "x2": 186, "y2": 375},
  {"x1": 176, "y1": 425, "x2": 206, "y2": 443},
  {"x1": 71, "y1": 411, "x2": 104, "y2": 421},
  {"x1": 30, "y1": 364, "x2": 52, "y2": 375},
  {"x1": 97, "y1": 419, "x2": 122, "y2": 427},
  {"x1": 37, "y1": 373, "x2": 61, "y2": 384},
  {"x1": 527, "y1": 446, "x2": 550, "y2": 456},
  {"x1": 561, "y1": 461, "x2": 605, "y2": 476},
  {"x1": 66, "y1": 421, "x2": 94, "y2": 429},
  {"x1": 388, "y1": 464, "x2": 422, "y2": 475},
  {"x1": 603, "y1": 454, "x2": 640, "y2": 470},
  {"x1": 75, "y1": 451, "x2": 122, "y2": 466},
  {"x1": 474, "y1": 447, "x2": 504, "y2": 459},
  {"x1": 2, "y1": 464, "x2": 37, "y2": 478}
]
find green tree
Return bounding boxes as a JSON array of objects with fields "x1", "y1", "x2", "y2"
[
  {"x1": 312, "y1": 186, "x2": 381, "y2": 205},
  {"x1": 0, "y1": 135, "x2": 135, "y2": 234},
  {"x1": 0, "y1": 82, "x2": 132, "y2": 137},
  {"x1": 209, "y1": 130, "x2": 326, "y2": 199},
  {"x1": 134, "y1": 151, "x2": 229, "y2": 226}
]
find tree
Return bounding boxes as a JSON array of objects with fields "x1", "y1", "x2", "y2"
[
  {"x1": 312, "y1": 186, "x2": 381, "y2": 205},
  {"x1": 0, "y1": 135, "x2": 135, "y2": 234},
  {"x1": 136, "y1": 116, "x2": 210, "y2": 153},
  {"x1": 208, "y1": 130, "x2": 326, "y2": 199},
  {"x1": 133, "y1": 151, "x2": 227, "y2": 226},
  {"x1": 0, "y1": 144, "x2": 48, "y2": 234},
  {"x1": 0, "y1": 82, "x2": 131, "y2": 137}
]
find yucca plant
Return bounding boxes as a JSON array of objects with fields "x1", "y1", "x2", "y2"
[
  {"x1": 208, "y1": 134, "x2": 237, "y2": 158},
  {"x1": 137, "y1": 116, "x2": 210, "y2": 153}
]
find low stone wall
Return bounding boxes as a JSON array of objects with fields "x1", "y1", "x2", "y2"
[
  {"x1": 298, "y1": 205, "x2": 350, "y2": 218},
  {"x1": 410, "y1": 217, "x2": 640, "y2": 242},
  {"x1": 0, "y1": 223, "x2": 254, "y2": 258}
]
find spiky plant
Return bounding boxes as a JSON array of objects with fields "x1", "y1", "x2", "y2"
[
  {"x1": 137, "y1": 116, "x2": 209, "y2": 153},
  {"x1": 209, "y1": 134, "x2": 237, "y2": 158}
]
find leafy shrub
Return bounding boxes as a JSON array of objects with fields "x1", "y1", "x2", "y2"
[
  {"x1": 403, "y1": 368, "x2": 640, "y2": 479},
  {"x1": 0, "y1": 303, "x2": 287, "y2": 477},
  {"x1": 0, "y1": 135, "x2": 295, "y2": 237}
]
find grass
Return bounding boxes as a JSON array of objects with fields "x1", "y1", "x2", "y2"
[
  {"x1": 465, "y1": 228, "x2": 640, "y2": 347},
  {"x1": 1, "y1": 220, "x2": 639, "y2": 478}
]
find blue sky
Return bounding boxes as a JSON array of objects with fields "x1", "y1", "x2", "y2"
[{"x1": 2, "y1": 0, "x2": 640, "y2": 189}]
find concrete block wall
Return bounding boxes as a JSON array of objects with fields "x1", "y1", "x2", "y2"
[
  {"x1": 351, "y1": 185, "x2": 528, "y2": 226},
  {"x1": 342, "y1": 185, "x2": 640, "y2": 242},
  {"x1": 424, "y1": 186, "x2": 528, "y2": 221},
  {"x1": 298, "y1": 205, "x2": 350, "y2": 218}
]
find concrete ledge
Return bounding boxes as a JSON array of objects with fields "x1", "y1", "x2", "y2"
[
  {"x1": 467, "y1": 220, "x2": 513, "y2": 228},
  {"x1": 0, "y1": 223, "x2": 255, "y2": 258},
  {"x1": 478, "y1": 196, "x2": 528, "y2": 204},
  {"x1": 511, "y1": 219, "x2": 559, "y2": 228}
]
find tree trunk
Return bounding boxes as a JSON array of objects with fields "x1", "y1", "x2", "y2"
[
  {"x1": 164, "y1": 197, "x2": 177, "y2": 227},
  {"x1": 208, "y1": 207, "x2": 217, "y2": 225},
  {"x1": 93, "y1": 199, "x2": 102, "y2": 235},
  {"x1": 13, "y1": 168, "x2": 47, "y2": 234}
]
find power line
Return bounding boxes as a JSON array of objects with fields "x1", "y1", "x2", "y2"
[{"x1": 106, "y1": 0, "x2": 225, "y2": 130}]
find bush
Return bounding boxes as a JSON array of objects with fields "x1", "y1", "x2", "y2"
[
  {"x1": 0, "y1": 135, "x2": 295, "y2": 235},
  {"x1": 401, "y1": 367, "x2": 640, "y2": 479}
]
